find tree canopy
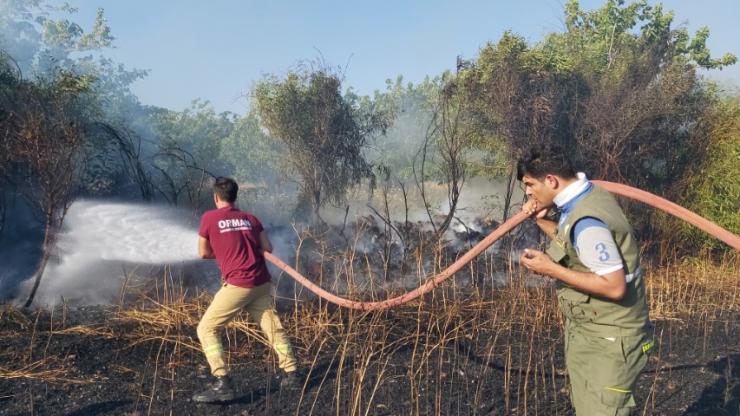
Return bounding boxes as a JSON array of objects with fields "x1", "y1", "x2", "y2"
[{"x1": 254, "y1": 67, "x2": 394, "y2": 223}]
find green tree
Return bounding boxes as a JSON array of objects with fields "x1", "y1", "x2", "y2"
[
  {"x1": 675, "y1": 96, "x2": 740, "y2": 252},
  {"x1": 0, "y1": 68, "x2": 92, "y2": 306},
  {"x1": 219, "y1": 111, "x2": 282, "y2": 185},
  {"x1": 554, "y1": 0, "x2": 735, "y2": 190},
  {"x1": 149, "y1": 100, "x2": 235, "y2": 208},
  {"x1": 455, "y1": 31, "x2": 578, "y2": 220},
  {"x1": 457, "y1": 0, "x2": 736, "y2": 231},
  {"x1": 254, "y1": 67, "x2": 393, "y2": 224},
  {"x1": 216, "y1": 110, "x2": 291, "y2": 214},
  {"x1": 0, "y1": 0, "x2": 149, "y2": 200},
  {"x1": 0, "y1": 1, "x2": 113, "y2": 75},
  {"x1": 365, "y1": 76, "x2": 439, "y2": 182}
]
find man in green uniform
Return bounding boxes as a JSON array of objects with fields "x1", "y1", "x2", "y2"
[{"x1": 517, "y1": 144, "x2": 653, "y2": 415}]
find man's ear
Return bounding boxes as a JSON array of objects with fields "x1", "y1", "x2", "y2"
[{"x1": 545, "y1": 174, "x2": 559, "y2": 189}]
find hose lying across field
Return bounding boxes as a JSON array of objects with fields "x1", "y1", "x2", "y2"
[{"x1": 264, "y1": 180, "x2": 740, "y2": 311}]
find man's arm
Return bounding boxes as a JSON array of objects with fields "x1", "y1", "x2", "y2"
[
  {"x1": 534, "y1": 217, "x2": 558, "y2": 240},
  {"x1": 520, "y1": 249, "x2": 627, "y2": 300},
  {"x1": 198, "y1": 237, "x2": 215, "y2": 259},
  {"x1": 259, "y1": 231, "x2": 273, "y2": 253}
]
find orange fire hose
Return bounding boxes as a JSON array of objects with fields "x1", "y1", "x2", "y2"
[
  {"x1": 591, "y1": 181, "x2": 740, "y2": 251},
  {"x1": 264, "y1": 181, "x2": 740, "y2": 310}
]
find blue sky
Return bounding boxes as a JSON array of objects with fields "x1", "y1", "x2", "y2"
[{"x1": 59, "y1": 0, "x2": 739, "y2": 114}]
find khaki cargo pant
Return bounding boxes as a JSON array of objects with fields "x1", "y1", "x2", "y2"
[
  {"x1": 565, "y1": 328, "x2": 653, "y2": 415},
  {"x1": 197, "y1": 281, "x2": 297, "y2": 377}
]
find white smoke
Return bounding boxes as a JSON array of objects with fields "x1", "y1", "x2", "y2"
[{"x1": 18, "y1": 176, "x2": 528, "y2": 307}]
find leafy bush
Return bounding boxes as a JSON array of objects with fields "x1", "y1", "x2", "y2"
[{"x1": 675, "y1": 96, "x2": 740, "y2": 252}]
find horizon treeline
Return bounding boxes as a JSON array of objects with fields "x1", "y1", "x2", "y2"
[{"x1": 1, "y1": 0, "x2": 738, "y2": 303}]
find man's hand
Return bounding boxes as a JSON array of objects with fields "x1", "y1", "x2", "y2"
[
  {"x1": 522, "y1": 200, "x2": 558, "y2": 239},
  {"x1": 520, "y1": 248, "x2": 628, "y2": 300},
  {"x1": 522, "y1": 199, "x2": 549, "y2": 219},
  {"x1": 520, "y1": 248, "x2": 557, "y2": 277}
]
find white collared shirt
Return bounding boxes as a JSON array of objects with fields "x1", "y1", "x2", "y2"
[{"x1": 554, "y1": 172, "x2": 590, "y2": 208}]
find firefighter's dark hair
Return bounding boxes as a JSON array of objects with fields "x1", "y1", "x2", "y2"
[
  {"x1": 213, "y1": 177, "x2": 238, "y2": 203},
  {"x1": 516, "y1": 143, "x2": 577, "y2": 181}
]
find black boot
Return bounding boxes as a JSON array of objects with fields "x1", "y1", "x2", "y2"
[
  {"x1": 279, "y1": 369, "x2": 304, "y2": 389},
  {"x1": 192, "y1": 375, "x2": 235, "y2": 403}
]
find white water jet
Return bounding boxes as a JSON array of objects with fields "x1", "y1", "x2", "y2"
[
  {"x1": 60, "y1": 200, "x2": 201, "y2": 264},
  {"x1": 25, "y1": 200, "x2": 206, "y2": 306}
]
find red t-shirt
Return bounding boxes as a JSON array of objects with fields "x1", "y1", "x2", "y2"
[{"x1": 198, "y1": 206, "x2": 271, "y2": 288}]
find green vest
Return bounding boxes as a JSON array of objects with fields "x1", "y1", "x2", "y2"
[{"x1": 545, "y1": 185, "x2": 650, "y2": 337}]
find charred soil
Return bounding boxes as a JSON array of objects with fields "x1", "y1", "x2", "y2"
[{"x1": 0, "y1": 287, "x2": 738, "y2": 416}]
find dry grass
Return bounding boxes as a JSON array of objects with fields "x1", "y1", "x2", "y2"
[
  {"x1": 1, "y1": 231, "x2": 737, "y2": 415},
  {"x1": 647, "y1": 252, "x2": 739, "y2": 321},
  {"x1": 0, "y1": 358, "x2": 89, "y2": 384}
]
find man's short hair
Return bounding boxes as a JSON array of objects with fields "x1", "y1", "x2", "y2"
[
  {"x1": 516, "y1": 143, "x2": 577, "y2": 181},
  {"x1": 213, "y1": 177, "x2": 238, "y2": 203}
]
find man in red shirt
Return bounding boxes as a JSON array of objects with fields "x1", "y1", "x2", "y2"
[{"x1": 193, "y1": 177, "x2": 299, "y2": 403}]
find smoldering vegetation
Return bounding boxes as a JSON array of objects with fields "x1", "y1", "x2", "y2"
[{"x1": 1, "y1": 1, "x2": 739, "y2": 415}]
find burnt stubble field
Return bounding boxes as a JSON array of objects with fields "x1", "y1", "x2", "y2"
[{"x1": 1, "y1": 251, "x2": 738, "y2": 416}]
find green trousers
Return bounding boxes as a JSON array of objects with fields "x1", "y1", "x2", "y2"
[
  {"x1": 565, "y1": 329, "x2": 653, "y2": 415},
  {"x1": 196, "y1": 281, "x2": 297, "y2": 377}
]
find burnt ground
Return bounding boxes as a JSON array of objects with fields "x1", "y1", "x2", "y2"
[{"x1": 0, "y1": 295, "x2": 738, "y2": 416}]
